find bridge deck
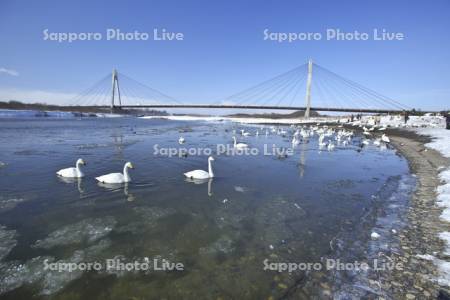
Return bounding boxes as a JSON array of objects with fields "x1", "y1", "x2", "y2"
[{"x1": 95, "y1": 104, "x2": 437, "y2": 114}]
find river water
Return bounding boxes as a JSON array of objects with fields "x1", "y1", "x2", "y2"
[{"x1": 0, "y1": 116, "x2": 412, "y2": 299}]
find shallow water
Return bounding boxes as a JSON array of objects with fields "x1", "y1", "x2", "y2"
[{"x1": 0, "y1": 117, "x2": 411, "y2": 299}]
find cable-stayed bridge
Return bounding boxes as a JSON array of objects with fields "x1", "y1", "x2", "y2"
[{"x1": 69, "y1": 60, "x2": 430, "y2": 115}]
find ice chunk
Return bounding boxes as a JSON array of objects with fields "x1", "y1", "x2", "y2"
[
  {"x1": 0, "y1": 225, "x2": 17, "y2": 261},
  {"x1": 0, "y1": 197, "x2": 26, "y2": 213},
  {"x1": 234, "y1": 186, "x2": 246, "y2": 193},
  {"x1": 33, "y1": 217, "x2": 116, "y2": 249},
  {"x1": 199, "y1": 236, "x2": 235, "y2": 255},
  {"x1": 370, "y1": 232, "x2": 380, "y2": 240},
  {"x1": 0, "y1": 256, "x2": 53, "y2": 294},
  {"x1": 416, "y1": 254, "x2": 435, "y2": 261},
  {"x1": 40, "y1": 239, "x2": 110, "y2": 295},
  {"x1": 0, "y1": 239, "x2": 111, "y2": 295},
  {"x1": 115, "y1": 206, "x2": 175, "y2": 234}
]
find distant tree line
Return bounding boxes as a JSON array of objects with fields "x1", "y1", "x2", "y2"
[{"x1": 0, "y1": 100, "x2": 169, "y2": 116}]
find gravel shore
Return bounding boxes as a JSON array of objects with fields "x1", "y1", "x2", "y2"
[{"x1": 384, "y1": 129, "x2": 450, "y2": 299}]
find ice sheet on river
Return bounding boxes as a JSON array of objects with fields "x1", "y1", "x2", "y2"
[
  {"x1": 0, "y1": 217, "x2": 116, "y2": 295},
  {"x1": 0, "y1": 225, "x2": 17, "y2": 261},
  {"x1": 0, "y1": 239, "x2": 110, "y2": 295},
  {"x1": 199, "y1": 235, "x2": 235, "y2": 256},
  {"x1": 33, "y1": 216, "x2": 116, "y2": 249},
  {"x1": 115, "y1": 206, "x2": 176, "y2": 234},
  {"x1": 0, "y1": 197, "x2": 26, "y2": 213}
]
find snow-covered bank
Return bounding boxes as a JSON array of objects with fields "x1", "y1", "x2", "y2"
[
  {"x1": 416, "y1": 127, "x2": 450, "y2": 286},
  {"x1": 140, "y1": 115, "x2": 341, "y2": 124},
  {"x1": 352, "y1": 113, "x2": 450, "y2": 288},
  {"x1": 358, "y1": 114, "x2": 446, "y2": 128}
]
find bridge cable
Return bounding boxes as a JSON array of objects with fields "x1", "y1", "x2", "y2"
[{"x1": 314, "y1": 63, "x2": 410, "y2": 110}]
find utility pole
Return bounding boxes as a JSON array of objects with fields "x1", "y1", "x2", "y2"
[
  {"x1": 110, "y1": 69, "x2": 122, "y2": 109},
  {"x1": 304, "y1": 59, "x2": 313, "y2": 118}
]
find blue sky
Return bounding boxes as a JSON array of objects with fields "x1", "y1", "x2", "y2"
[{"x1": 0, "y1": 0, "x2": 449, "y2": 111}]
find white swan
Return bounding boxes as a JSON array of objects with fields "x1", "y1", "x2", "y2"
[
  {"x1": 96, "y1": 162, "x2": 134, "y2": 184},
  {"x1": 233, "y1": 136, "x2": 248, "y2": 149},
  {"x1": 327, "y1": 141, "x2": 335, "y2": 151},
  {"x1": 240, "y1": 129, "x2": 250, "y2": 136},
  {"x1": 291, "y1": 136, "x2": 300, "y2": 147},
  {"x1": 56, "y1": 158, "x2": 86, "y2": 178},
  {"x1": 178, "y1": 137, "x2": 185, "y2": 144},
  {"x1": 318, "y1": 134, "x2": 326, "y2": 147},
  {"x1": 184, "y1": 156, "x2": 214, "y2": 180},
  {"x1": 381, "y1": 134, "x2": 390, "y2": 143}
]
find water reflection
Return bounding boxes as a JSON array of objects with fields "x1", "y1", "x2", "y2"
[
  {"x1": 124, "y1": 183, "x2": 135, "y2": 201},
  {"x1": 185, "y1": 177, "x2": 214, "y2": 196},
  {"x1": 298, "y1": 142, "x2": 307, "y2": 178},
  {"x1": 57, "y1": 176, "x2": 84, "y2": 194},
  {"x1": 111, "y1": 132, "x2": 125, "y2": 159},
  {"x1": 97, "y1": 182, "x2": 135, "y2": 201}
]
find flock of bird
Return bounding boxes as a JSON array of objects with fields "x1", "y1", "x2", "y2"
[
  {"x1": 56, "y1": 123, "x2": 391, "y2": 184},
  {"x1": 56, "y1": 159, "x2": 135, "y2": 183}
]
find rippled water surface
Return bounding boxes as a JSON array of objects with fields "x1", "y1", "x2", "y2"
[{"x1": 0, "y1": 117, "x2": 411, "y2": 299}]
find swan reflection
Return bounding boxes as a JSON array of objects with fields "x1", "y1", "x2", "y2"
[
  {"x1": 97, "y1": 182, "x2": 135, "y2": 201},
  {"x1": 185, "y1": 178, "x2": 213, "y2": 196},
  {"x1": 298, "y1": 142, "x2": 307, "y2": 178},
  {"x1": 57, "y1": 176, "x2": 84, "y2": 194}
]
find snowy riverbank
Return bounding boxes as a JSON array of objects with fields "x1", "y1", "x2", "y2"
[
  {"x1": 366, "y1": 114, "x2": 450, "y2": 290},
  {"x1": 415, "y1": 127, "x2": 450, "y2": 287}
]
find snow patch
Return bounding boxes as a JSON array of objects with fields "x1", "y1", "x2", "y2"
[
  {"x1": 415, "y1": 254, "x2": 435, "y2": 261},
  {"x1": 415, "y1": 126, "x2": 450, "y2": 286}
]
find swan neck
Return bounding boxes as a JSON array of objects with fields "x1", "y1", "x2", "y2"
[
  {"x1": 76, "y1": 162, "x2": 83, "y2": 176},
  {"x1": 123, "y1": 165, "x2": 131, "y2": 182},
  {"x1": 233, "y1": 137, "x2": 236, "y2": 146}
]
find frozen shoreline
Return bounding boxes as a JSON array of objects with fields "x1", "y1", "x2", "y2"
[
  {"x1": 353, "y1": 114, "x2": 450, "y2": 292},
  {"x1": 415, "y1": 127, "x2": 450, "y2": 287}
]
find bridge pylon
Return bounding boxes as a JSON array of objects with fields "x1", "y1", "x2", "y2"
[
  {"x1": 304, "y1": 59, "x2": 313, "y2": 118},
  {"x1": 110, "y1": 69, "x2": 122, "y2": 111}
]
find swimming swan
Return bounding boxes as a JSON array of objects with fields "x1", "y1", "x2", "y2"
[
  {"x1": 96, "y1": 162, "x2": 134, "y2": 184},
  {"x1": 232, "y1": 136, "x2": 248, "y2": 149},
  {"x1": 184, "y1": 156, "x2": 214, "y2": 180},
  {"x1": 381, "y1": 134, "x2": 390, "y2": 143},
  {"x1": 56, "y1": 158, "x2": 86, "y2": 178},
  {"x1": 240, "y1": 129, "x2": 250, "y2": 136}
]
